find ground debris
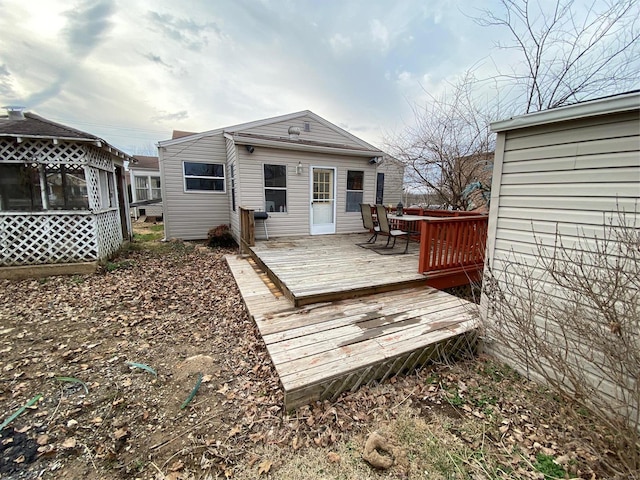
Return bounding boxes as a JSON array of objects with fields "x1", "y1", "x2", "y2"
[{"x1": 0, "y1": 235, "x2": 631, "y2": 479}]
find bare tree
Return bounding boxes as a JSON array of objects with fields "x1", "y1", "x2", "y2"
[
  {"x1": 482, "y1": 207, "x2": 640, "y2": 475},
  {"x1": 477, "y1": 0, "x2": 640, "y2": 113},
  {"x1": 386, "y1": 73, "x2": 496, "y2": 210}
]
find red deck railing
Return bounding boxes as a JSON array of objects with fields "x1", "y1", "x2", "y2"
[{"x1": 417, "y1": 215, "x2": 488, "y2": 285}]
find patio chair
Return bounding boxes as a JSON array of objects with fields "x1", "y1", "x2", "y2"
[
  {"x1": 360, "y1": 203, "x2": 380, "y2": 243},
  {"x1": 375, "y1": 204, "x2": 410, "y2": 253}
]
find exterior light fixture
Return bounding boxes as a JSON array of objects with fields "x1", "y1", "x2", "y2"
[
  {"x1": 296, "y1": 161, "x2": 303, "y2": 175},
  {"x1": 245, "y1": 145, "x2": 255, "y2": 153}
]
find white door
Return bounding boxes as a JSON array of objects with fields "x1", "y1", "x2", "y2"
[{"x1": 310, "y1": 167, "x2": 336, "y2": 235}]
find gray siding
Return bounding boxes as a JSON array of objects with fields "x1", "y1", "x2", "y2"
[
  {"x1": 238, "y1": 113, "x2": 366, "y2": 148},
  {"x1": 376, "y1": 156, "x2": 404, "y2": 206},
  {"x1": 488, "y1": 110, "x2": 639, "y2": 265},
  {"x1": 225, "y1": 137, "x2": 240, "y2": 239},
  {"x1": 160, "y1": 135, "x2": 231, "y2": 240},
  {"x1": 482, "y1": 106, "x2": 640, "y2": 408}
]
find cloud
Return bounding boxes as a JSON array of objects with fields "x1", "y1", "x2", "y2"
[
  {"x1": 329, "y1": 33, "x2": 353, "y2": 53},
  {"x1": 63, "y1": 0, "x2": 116, "y2": 57},
  {"x1": 370, "y1": 19, "x2": 390, "y2": 52},
  {"x1": 152, "y1": 110, "x2": 189, "y2": 123},
  {"x1": 0, "y1": 64, "x2": 15, "y2": 97},
  {"x1": 147, "y1": 11, "x2": 221, "y2": 51},
  {"x1": 142, "y1": 52, "x2": 172, "y2": 69}
]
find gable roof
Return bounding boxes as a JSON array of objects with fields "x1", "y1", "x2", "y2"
[
  {"x1": 0, "y1": 111, "x2": 132, "y2": 161},
  {"x1": 225, "y1": 131, "x2": 383, "y2": 156},
  {"x1": 158, "y1": 110, "x2": 381, "y2": 152},
  {"x1": 131, "y1": 155, "x2": 159, "y2": 169}
]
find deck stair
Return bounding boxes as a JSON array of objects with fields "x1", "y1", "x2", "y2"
[{"x1": 226, "y1": 254, "x2": 478, "y2": 409}]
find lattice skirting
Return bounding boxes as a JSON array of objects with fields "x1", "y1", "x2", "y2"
[
  {"x1": 0, "y1": 212, "x2": 123, "y2": 266},
  {"x1": 95, "y1": 210, "x2": 123, "y2": 260}
]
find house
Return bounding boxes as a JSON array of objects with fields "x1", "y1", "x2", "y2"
[
  {"x1": 157, "y1": 110, "x2": 404, "y2": 241},
  {"x1": 128, "y1": 155, "x2": 163, "y2": 220},
  {"x1": 481, "y1": 91, "x2": 639, "y2": 421},
  {"x1": 0, "y1": 107, "x2": 132, "y2": 275}
]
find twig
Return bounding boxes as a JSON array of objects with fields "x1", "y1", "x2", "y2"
[
  {"x1": 150, "y1": 413, "x2": 219, "y2": 451},
  {"x1": 149, "y1": 461, "x2": 165, "y2": 478}
]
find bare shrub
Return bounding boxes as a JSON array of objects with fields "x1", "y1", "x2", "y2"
[{"x1": 482, "y1": 207, "x2": 639, "y2": 476}]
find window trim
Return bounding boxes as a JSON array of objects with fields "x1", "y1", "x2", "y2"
[
  {"x1": 346, "y1": 169, "x2": 364, "y2": 213},
  {"x1": 183, "y1": 161, "x2": 226, "y2": 193},
  {"x1": 263, "y1": 163, "x2": 288, "y2": 213},
  {"x1": 133, "y1": 174, "x2": 161, "y2": 202}
]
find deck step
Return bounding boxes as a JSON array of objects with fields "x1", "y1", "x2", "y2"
[{"x1": 226, "y1": 254, "x2": 478, "y2": 410}]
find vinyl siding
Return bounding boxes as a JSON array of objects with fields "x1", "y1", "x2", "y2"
[
  {"x1": 236, "y1": 147, "x2": 378, "y2": 237},
  {"x1": 376, "y1": 156, "x2": 405, "y2": 205},
  {"x1": 482, "y1": 104, "x2": 640, "y2": 413},
  {"x1": 237, "y1": 113, "x2": 366, "y2": 148},
  {"x1": 159, "y1": 135, "x2": 231, "y2": 240},
  {"x1": 226, "y1": 137, "x2": 240, "y2": 239}
]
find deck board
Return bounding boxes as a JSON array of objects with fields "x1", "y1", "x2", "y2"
[
  {"x1": 248, "y1": 234, "x2": 427, "y2": 306},
  {"x1": 226, "y1": 247, "x2": 478, "y2": 409}
]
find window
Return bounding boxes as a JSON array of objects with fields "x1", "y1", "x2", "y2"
[
  {"x1": 264, "y1": 164, "x2": 287, "y2": 212},
  {"x1": 376, "y1": 172, "x2": 385, "y2": 204},
  {"x1": 0, "y1": 163, "x2": 88, "y2": 211},
  {"x1": 134, "y1": 175, "x2": 161, "y2": 201},
  {"x1": 184, "y1": 162, "x2": 225, "y2": 192},
  {"x1": 346, "y1": 170, "x2": 364, "y2": 212},
  {"x1": 150, "y1": 177, "x2": 161, "y2": 199},
  {"x1": 135, "y1": 176, "x2": 149, "y2": 201},
  {"x1": 230, "y1": 164, "x2": 236, "y2": 212}
]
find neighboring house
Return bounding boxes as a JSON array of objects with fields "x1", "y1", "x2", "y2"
[
  {"x1": 157, "y1": 110, "x2": 404, "y2": 241},
  {"x1": 481, "y1": 92, "x2": 639, "y2": 415},
  {"x1": 0, "y1": 107, "x2": 132, "y2": 270},
  {"x1": 129, "y1": 155, "x2": 163, "y2": 220}
]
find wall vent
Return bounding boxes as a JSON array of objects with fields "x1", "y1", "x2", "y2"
[{"x1": 303, "y1": 121, "x2": 310, "y2": 132}]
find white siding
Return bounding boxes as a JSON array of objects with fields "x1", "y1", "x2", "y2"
[
  {"x1": 236, "y1": 147, "x2": 378, "y2": 237},
  {"x1": 482, "y1": 103, "x2": 640, "y2": 414},
  {"x1": 159, "y1": 135, "x2": 231, "y2": 240},
  {"x1": 238, "y1": 113, "x2": 366, "y2": 148}
]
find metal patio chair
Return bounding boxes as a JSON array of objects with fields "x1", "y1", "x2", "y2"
[
  {"x1": 375, "y1": 204, "x2": 410, "y2": 253},
  {"x1": 360, "y1": 203, "x2": 380, "y2": 243}
]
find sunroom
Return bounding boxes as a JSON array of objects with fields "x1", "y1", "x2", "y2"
[{"x1": 0, "y1": 108, "x2": 132, "y2": 271}]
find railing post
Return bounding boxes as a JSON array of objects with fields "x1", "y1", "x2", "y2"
[{"x1": 239, "y1": 207, "x2": 255, "y2": 255}]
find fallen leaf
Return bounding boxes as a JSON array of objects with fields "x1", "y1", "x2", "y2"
[
  {"x1": 258, "y1": 459, "x2": 272, "y2": 475},
  {"x1": 228, "y1": 426, "x2": 241, "y2": 437},
  {"x1": 62, "y1": 437, "x2": 77, "y2": 449},
  {"x1": 168, "y1": 460, "x2": 184, "y2": 472},
  {"x1": 327, "y1": 452, "x2": 341, "y2": 463},
  {"x1": 13, "y1": 455, "x2": 25, "y2": 463},
  {"x1": 36, "y1": 434, "x2": 49, "y2": 445},
  {"x1": 114, "y1": 428, "x2": 128, "y2": 440},
  {"x1": 14, "y1": 425, "x2": 30, "y2": 433}
]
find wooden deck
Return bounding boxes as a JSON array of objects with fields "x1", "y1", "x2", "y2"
[
  {"x1": 247, "y1": 233, "x2": 431, "y2": 307},
  {"x1": 226, "y1": 246, "x2": 478, "y2": 409}
]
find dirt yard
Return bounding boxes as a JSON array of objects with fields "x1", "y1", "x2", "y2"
[{"x1": 0, "y1": 227, "x2": 633, "y2": 479}]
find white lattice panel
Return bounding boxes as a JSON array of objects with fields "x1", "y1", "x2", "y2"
[
  {"x1": 86, "y1": 167, "x2": 102, "y2": 210},
  {"x1": 0, "y1": 214, "x2": 98, "y2": 266},
  {"x1": 86, "y1": 148, "x2": 114, "y2": 171},
  {"x1": 0, "y1": 140, "x2": 87, "y2": 164},
  {"x1": 94, "y1": 210, "x2": 123, "y2": 259}
]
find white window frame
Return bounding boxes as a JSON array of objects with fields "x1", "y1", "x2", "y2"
[
  {"x1": 183, "y1": 162, "x2": 226, "y2": 193},
  {"x1": 133, "y1": 174, "x2": 161, "y2": 201},
  {"x1": 346, "y1": 170, "x2": 364, "y2": 213},
  {"x1": 263, "y1": 163, "x2": 287, "y2": 213}
]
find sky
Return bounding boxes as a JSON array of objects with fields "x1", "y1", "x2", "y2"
[{"x1": 0, "y1": 0, "x2": 636, "y2": 155}]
